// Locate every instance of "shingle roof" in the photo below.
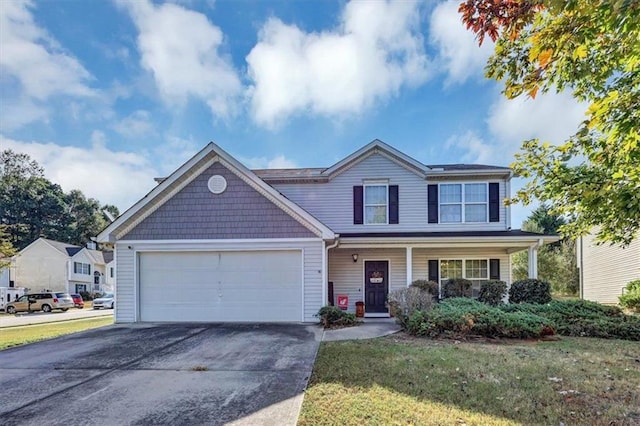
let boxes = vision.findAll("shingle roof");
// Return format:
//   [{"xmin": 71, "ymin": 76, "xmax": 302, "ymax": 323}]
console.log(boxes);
[{"xmin": 42, "ymin": 238, "xmax": 82, "ymax": 256}]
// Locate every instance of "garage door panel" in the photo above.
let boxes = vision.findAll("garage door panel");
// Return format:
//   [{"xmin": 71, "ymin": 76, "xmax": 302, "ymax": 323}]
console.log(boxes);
[{"xmin": 139, "ymin": 250, "xmax": 302, "ymax": 322}]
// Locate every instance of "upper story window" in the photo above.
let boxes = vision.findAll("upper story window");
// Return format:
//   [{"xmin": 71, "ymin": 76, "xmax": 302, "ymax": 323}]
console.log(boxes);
[
  {"xmin": 364, "ymin": 184, "xmax": 388, "ymax": 224},
  {"xmin": 73, "ymin": 262, "xmax": 91, "ymax": 275},
  {"xmin": 440, "ymin": 183, "xmax": 488, "ymax": 223}
]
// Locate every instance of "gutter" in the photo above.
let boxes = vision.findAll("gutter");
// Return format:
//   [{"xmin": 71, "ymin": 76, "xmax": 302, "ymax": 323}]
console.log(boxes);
[{"xmin": 323, "ymin": 236, "xmax": 340, "ymax": 306}]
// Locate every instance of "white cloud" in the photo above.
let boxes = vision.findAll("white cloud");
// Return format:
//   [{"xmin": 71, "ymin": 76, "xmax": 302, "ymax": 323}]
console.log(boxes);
[
  {"xmin": 0, "ymin": 0, "xmax": 95, "ymax": 130},
  {"xmin": 118, "ymin": 0, "xmax": 242, "ymax": 119},
  {"xmin": 113, "ymin": 110, "xmax": 154, "ymax": 138},
  {"xmin": 0, "ymin": 0, "xmax": 93, "ymax": 100},
  {"xmin": 429, "ymin": 0, "xmax": 493, "ymax": 86},
  {"xmin": 238, "ymin": 154, "xmax": 298, "ymax": 169},
  {"xmin": 246, "ymin": 0, "xmax": 430, "ymax": 128},
  {"xmin": 445, "ymin": 130, "xmax": 496, "ymax": 164},
  {"xmin": 1, "ymin": 134, "xmax": 159, "ymax": 211},
  {"xmin": 488, "ymin": 91, "xmax": 587, "ymax": 144}
]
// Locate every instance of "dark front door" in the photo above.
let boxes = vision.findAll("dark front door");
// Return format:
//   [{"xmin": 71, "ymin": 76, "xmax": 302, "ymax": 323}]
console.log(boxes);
[{"xmin": 364, "ymin": 261, "xmax": 389, "ymax": 313}]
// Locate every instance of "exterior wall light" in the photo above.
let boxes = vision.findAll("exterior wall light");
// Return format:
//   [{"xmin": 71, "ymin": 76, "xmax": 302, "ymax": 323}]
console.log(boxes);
[{"xmin": 352, "ymin": 253, "xmax": 358, "ymax": 263}]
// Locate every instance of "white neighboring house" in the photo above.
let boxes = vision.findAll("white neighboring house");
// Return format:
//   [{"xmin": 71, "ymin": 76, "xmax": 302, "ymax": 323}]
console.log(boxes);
[
  {"xmin": 578, "ymin": 232, "xmax": 640, "ymax": 304},
  {"xmin": 0, "ymin": 264, "xmax": 9, "ymax": 287},
  {"xmin": 11, "ymin": 238, "xmax": 114, "ymax": 295}
]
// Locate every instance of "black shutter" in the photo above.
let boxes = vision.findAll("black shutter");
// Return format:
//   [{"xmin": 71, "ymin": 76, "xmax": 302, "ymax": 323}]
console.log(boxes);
[
  {"xmin": 427, "ymin": 184, "xmax": 438, "ymax": 223},
  {"xmin": 489, "ymin": 182, "xmax": 500, "ymax": 222},
  {"xmin": 353, "ymin": 186, "xmax": 363, "ymax": 224},
  {"xmin": 428, "ymin": 259, "xmax": 439, "ymax": 282},
  {"xmin": 489, "ymin": 259, "xmax": 500, "ymax": 280},
  {"xmin": 389, "ymin": 185, "xmax": 399, "ymax": 224}
]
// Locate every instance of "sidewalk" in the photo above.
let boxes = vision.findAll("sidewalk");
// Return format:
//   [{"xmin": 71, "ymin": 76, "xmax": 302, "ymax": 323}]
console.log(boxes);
[
  {"xmin": 0, "ymin": 309, "xmax": 113, "ymax": 328},
  {"xmin": 322, "ymin": 318, "xmax": 401, "ymax": 341}
]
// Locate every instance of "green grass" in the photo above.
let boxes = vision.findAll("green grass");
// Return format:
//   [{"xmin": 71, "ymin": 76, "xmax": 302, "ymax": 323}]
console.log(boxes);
[
  {"xmin": 0, "ymin": 317, "xmax": 114, "ymax": 350},
  {"xmin": 299, "ymin": 335, "xmax": 640, "ymax": 425}
]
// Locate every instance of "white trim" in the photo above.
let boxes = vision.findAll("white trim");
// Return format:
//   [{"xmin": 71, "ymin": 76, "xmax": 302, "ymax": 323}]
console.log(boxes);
[
  {"xmin": 426, "ymin": 169, "xmax": 511, "ymax": 177},
  {"xmin": 363, "ymin": 183, "xmax": 389, "ymax": 225},
  {"xmin": 506, "ymin": 179, "xmax": 512, "ymax": 230},
  {"xmin": 406, "ymin": 247, "xmax": 413, "ymax": 287},
  {"xmin": 118, "ymin": 238, "xmax": 322, "ymax": 245},
  {"xmin": 436, "ymin": 257, "xmax": 491, "ymax": 298},
  {"xmin": 301, "ymin": 248, "xmax": 305, "ymax": 323},
  {"xmin": 438, "ymin": 182, "xmax": 489, "ymax": 224},
  {"xmin": 323, "ymin": 139, "xmax": 428, "ymax": 179},
  {"xmin": 362, "ymin": 258, "xmax": 391, "ymax": 314}
]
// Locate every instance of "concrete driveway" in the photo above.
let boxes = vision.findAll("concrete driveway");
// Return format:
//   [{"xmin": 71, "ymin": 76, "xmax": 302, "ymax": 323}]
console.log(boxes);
[{"xmin": 0, "ymin": 323, "xmax": 321, "ymax": 425}]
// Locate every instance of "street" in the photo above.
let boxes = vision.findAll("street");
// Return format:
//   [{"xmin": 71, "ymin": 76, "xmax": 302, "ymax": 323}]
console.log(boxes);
[{"xmin": 0, "ymin": 307, "xmax": 113, "ymax": 328}]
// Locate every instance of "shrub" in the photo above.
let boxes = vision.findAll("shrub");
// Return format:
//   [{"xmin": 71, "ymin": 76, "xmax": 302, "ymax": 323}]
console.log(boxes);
[
  {"xmin": 478, "ymin": 280, "xmax": 507, "ymax": 306},
  {"xmin": 442, "ymin": 278, "xmax": 472, "ymax": 299},
  {"xmin": 410, "ymin": 280, "xmax": 439, "ymax": 300},
  {"xmin": 508, "ymin": 279, "xmax": 552, "ymax": 304},
  {"xmin": 388, "ymin": 287, "xmax": 434, "ymax": 330},
  {"xmin": 619, "ymin": 279, "xmax": 640, "ymax": 312},
  {"xmin": 316, "ymin": 306, "xmax": 358, "ymax": 328},
  {"xmin": 410, "ymin": 298, "xmax": 555, "ymax": 339},
  {"xmin": 500, "ymin": 299, "xmax": 640, "ymax": 341},
  {"xmin": 79, "ymin": 291, "xmax": 93, "ymax": 301}
]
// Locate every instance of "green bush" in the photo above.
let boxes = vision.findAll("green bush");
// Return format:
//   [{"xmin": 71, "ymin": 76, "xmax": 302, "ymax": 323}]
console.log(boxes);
[
  {"xmin": 442, "ymin": 278, "xmax": 472, "ymax": 299},
  {"xmin": 389, "ymin": 287, "xmax": 434, "ymax": 330},
  {"xmin": 316, "ymin": 306, "xmax": 358, "ymax": 328},
  {"xmin": 508, "ymin": 279, "xmax": 552, "ymax": 304},
  {"xmin": 409, "ymin": 280, "xmax": 439, "ymax": 299},
  {"xmin": 500, "ymin": 299, "xmax": 640, "ymax": 341},
  {"xmin": 409, "ymin": 298, "xmax": 555, "ymax": 339},
  {"xmin": 619, "ymin": 279, "xmax": 640, "ymax": 312},
  {"xmin": 478, "ymin": 280, "xmax": 507, "ymax": 306},
  {"xmin": 79, "ymin": 291, "xmax": 93, "ymax": 301}
]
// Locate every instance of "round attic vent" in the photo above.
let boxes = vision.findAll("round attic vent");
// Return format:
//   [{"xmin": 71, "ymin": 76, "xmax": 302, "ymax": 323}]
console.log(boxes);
[{"xmin": 207, "ymin": 175, "xmax": 227, "ymax": 194}]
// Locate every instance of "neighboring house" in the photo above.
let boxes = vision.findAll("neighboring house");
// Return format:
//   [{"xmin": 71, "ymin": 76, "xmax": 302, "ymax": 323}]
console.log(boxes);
[
  {"xmin": 97, "ymin": 140, "xmax": 557, "ymax": 323},
  {"xmin": 0, "ymin": 265, "xmax": 9, "ymax": 287},
  {"xmin": 12, "ymin": 238, "xmax": 114, "ymax": 295},
  {"xmin": 578, "ymin": 232, "xmax": 640, "ymax": 304}
]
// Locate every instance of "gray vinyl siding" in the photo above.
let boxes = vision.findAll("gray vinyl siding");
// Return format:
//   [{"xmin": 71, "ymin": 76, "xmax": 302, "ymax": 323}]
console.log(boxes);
[
  {"xmin": 581, "ymin": 233, "xmax": 640, "ymax": 304},
  {"xmin": 328, "ymin": 248, "xmax": 407, "ymax": 314},
  {"xmin": 123, "ymin": 162, "xmax": 315, "ymax": 240},
  {"xmin": 114, "ymin": 244, "xmax": 135, "ymax": 323},
  {"xmin": 273, "ymin": 153, "xmax": 508, "ymax": 233},
  {"xmin": 113, "ymin": 240, "xmax": 323, "ymax": 323}
]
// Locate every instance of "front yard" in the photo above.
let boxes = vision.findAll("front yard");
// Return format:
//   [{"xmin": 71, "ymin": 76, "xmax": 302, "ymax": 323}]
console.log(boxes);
[{"xmin": 299, "ymin": 335, "xmax": 640, "ymax": 425}]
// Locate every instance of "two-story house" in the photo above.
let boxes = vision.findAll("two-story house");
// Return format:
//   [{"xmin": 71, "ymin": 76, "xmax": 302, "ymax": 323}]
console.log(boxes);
[
  {"xmin": 11, "ymin": 238, "xmax": 114, "ymax": 295},
  {"xmin": 97, "ymin": 140, "xmax": 556, "ymax": 323}
]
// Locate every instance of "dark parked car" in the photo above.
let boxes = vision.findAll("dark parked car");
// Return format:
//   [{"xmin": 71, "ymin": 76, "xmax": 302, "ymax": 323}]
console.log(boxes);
[{"xmin": 70, "ymin": 294, "xmax": 84, "ymax": 309}]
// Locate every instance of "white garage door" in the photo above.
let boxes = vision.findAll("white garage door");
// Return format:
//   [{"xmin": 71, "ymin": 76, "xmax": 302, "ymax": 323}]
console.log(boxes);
[{"xmin": 139, "ymin": 250, "xmax": 302, "ymax": 322}]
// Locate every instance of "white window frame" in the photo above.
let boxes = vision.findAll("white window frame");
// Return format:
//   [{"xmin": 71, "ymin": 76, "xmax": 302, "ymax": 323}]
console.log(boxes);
[
  {"xmin": 438, "ymin": 258, "xmax": 490, "ymax": 298},
  {"xmin": 439, "ymin": 182, "xmax": 489, "ymax": 223},
  {"xmin": 363, "ymin": 182, "xmax": 389, "ymax": 225},
  {"xmin": 73, "ymin": 262, "xmax": 91, "ymax": 275}
]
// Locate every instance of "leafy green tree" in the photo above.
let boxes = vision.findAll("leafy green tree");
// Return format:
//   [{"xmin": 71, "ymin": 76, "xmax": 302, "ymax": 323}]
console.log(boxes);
[
  {"xmin": 460, "ymin": 0, "xmax": 640, "ymax": 245},
  {"xmin": 512, "ymin": 206, "xmax": 579, "ymax": 295},
  {"xmin": 0, "ymin": 150, "xmax": 119, "ymax": 250},
  {"xmin": 0, "ymin": 226, "xmax": 17, "ymax": 269}
]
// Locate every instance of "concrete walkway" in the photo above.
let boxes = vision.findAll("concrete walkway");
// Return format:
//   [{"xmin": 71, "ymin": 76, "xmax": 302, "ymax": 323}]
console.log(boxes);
[{"xmin": 322, "ymin": 318, "xmax": 401, "ymax": 341}]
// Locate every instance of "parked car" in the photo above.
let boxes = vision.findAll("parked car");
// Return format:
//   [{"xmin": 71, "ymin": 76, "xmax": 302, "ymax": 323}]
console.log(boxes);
[
  {"xmin": 93, "ymin": 293, "xmax": 114, "ymax": 310},
  {"xmin": 70, "ymin": 294, "xmax": 84, "ymax": 309},
  {"xmin": 5, "ymin": 292, "xmax": 74, "ymax": 314}
]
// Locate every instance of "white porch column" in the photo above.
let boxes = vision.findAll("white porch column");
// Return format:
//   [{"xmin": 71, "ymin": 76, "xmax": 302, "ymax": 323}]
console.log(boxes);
[
  {"xmin": 406, "ymin": 246, "xmax": 413, "ymax": 286},
  {"xmin": 528, "ymin": 245, "xmax": 538, "ymax": 278}
]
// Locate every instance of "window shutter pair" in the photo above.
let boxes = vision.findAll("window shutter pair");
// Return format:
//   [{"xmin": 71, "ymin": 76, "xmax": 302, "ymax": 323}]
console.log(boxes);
[
  {"xmin": 428, "ymin": 259, "xmax": 499, "ymax": 281},
  {"xmin": 353, "ymin": 185, "xmax": 399, "ymax": 224},
  {"xmin": 427, "ymin": 183, "xmax": 500, "ymax": 223}
]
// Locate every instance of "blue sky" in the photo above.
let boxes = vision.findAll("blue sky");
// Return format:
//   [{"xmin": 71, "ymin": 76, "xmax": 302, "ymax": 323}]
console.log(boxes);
[{"xmin": 0, "ymin": 0, "xmax": 586, "ymax": 226}]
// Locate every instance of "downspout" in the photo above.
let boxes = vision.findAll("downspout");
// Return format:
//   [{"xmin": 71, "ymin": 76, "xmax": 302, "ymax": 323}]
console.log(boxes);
[
  {"xmin": 578, "ymin": 236, "xmax": 584, "ymax": 299},
  {"xmin": 528, "ymin": 238, "xmax": 544, "ymax": 279},
  {"xmin": 323, "ymin": 236, "xmax": 340, "ymax": 306}
]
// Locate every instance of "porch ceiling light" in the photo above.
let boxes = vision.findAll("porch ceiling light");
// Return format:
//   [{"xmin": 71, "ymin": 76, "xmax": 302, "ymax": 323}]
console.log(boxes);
[{"xmin": 352, "ymin": 253, "xmax": 358, "ymax": 263}]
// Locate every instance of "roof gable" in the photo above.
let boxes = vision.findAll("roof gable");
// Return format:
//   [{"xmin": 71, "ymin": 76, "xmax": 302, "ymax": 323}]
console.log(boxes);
[
  {"xmin": 322, "ymin": 139, "xmax": 428, "ymax": 179},
  {"xmin": 97, "ymin": 142, "xmax": 335, "ymax": 242}
]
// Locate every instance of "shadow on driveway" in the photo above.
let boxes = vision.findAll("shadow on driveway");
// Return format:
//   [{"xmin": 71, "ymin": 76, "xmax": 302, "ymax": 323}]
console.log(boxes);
[{"xmin": 0, "ymin": 323, "xmax": 321, "ymax": 425}]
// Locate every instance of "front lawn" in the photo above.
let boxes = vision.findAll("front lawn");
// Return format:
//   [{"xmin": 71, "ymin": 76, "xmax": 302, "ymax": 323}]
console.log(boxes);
[
  {"xmin": 0, "ymin": 316, "xmax": 113, "ymax": 350},
  {"xmin": 299, "ymin": 335, "xmax": 640, "ymax": 425}
]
